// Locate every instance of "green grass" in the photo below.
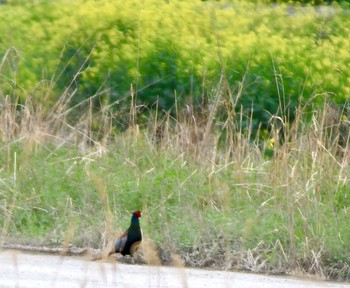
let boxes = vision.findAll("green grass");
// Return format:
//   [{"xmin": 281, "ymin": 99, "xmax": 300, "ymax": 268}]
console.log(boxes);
[
  {"xmin": 0, "ymin": 0, "xmax": 349, "ymax": 281},
  {"xmin": 0, "ymin": 93, "xmax": 349, "ymax": 280}
]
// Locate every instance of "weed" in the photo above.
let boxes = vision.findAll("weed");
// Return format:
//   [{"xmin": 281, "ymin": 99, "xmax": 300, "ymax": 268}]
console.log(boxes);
[{"xmin": 0, "ymin": 80, "xmax": 349, "ymax": 280}]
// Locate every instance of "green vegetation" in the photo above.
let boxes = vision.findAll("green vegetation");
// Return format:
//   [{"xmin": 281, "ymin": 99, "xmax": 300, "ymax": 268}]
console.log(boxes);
[
  {"xmin": 0, "ymin": 0, "xmax": 349, "ymax": 281},
  {"xmin": 0, "ymin": 92, "xmax": 349, "ymax": 279},
  {"xmin": 0, "ymin": 0, "xmax": 350, "ymax": 128}
]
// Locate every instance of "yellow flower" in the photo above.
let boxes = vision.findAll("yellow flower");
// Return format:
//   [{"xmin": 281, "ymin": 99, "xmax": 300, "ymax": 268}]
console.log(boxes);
[{"xmin": 267, "ymin": 138, "xmax": 275, "ymax": 150}]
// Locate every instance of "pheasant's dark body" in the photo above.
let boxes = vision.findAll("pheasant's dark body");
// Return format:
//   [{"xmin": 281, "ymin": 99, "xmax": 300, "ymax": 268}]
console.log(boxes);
[
  {"xmin": 111, "ymin": 210, "xmax": 142, "ymax": 257},
  {"xmin": 120, "ymin": 213, "xmax": 142, "ymax": 256}
]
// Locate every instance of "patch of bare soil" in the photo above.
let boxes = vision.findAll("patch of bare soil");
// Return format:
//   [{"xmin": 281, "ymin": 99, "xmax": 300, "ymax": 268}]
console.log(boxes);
[{"xmin": 1, "ymin": 249, "xmax": 350, "ymax": 288}]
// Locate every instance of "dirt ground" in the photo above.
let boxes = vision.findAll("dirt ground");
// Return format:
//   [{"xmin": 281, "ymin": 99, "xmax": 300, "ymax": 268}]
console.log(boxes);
[{"xmin": 0, "ymin": 250, "xmax": 349, "ymax": 288}]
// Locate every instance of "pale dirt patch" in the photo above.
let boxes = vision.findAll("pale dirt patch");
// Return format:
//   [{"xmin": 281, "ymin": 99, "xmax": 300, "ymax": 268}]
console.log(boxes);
[{"xmin": 0, "ymin": 250, "xmax": 349, "ymax": 288}]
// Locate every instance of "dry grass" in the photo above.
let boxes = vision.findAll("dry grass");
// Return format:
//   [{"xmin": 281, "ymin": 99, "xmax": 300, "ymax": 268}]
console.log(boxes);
[{"xmin": 0, "ymin": 68, "xmax": 349, "ymax": 280}]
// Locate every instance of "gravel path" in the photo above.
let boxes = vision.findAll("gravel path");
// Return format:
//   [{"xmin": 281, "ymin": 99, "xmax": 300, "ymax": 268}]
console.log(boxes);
[{"xmin": 0, "ymin": 250, "xmax": 349, "ymax": 288}]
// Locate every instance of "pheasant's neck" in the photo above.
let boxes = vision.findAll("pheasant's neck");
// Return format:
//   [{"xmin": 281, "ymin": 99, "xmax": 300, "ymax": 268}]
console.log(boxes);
[{"xmin": 131, "ymin": 217, "xmax": 139, "ymax": 224}]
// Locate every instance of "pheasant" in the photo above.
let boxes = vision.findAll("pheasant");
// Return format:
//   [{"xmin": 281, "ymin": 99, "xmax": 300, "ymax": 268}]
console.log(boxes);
[{"xmin": 109, "ymin": 210, "xmax": 142, "ymax": 257}]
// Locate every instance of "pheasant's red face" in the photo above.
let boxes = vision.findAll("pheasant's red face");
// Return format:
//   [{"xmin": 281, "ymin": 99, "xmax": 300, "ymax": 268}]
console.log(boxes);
[{"xmin": 134, "ymin": 210, "xmax": 141, "ymax": 218}]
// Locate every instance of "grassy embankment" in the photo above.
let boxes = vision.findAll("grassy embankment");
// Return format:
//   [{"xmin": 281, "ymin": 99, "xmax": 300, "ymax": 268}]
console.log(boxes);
[
  {"xmin": 1, "ymin": 92, "xmax": 349, "ymax": 280},
  {"xmin": 0, "ymin": 0, "xmax": 349, "ymax": 281}
]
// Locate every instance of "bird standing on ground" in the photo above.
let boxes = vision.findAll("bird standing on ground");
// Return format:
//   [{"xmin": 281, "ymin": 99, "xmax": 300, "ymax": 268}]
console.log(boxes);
[{"xmin": 109, "ymin": 210, "xmax": 142, "ymax": 257}]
